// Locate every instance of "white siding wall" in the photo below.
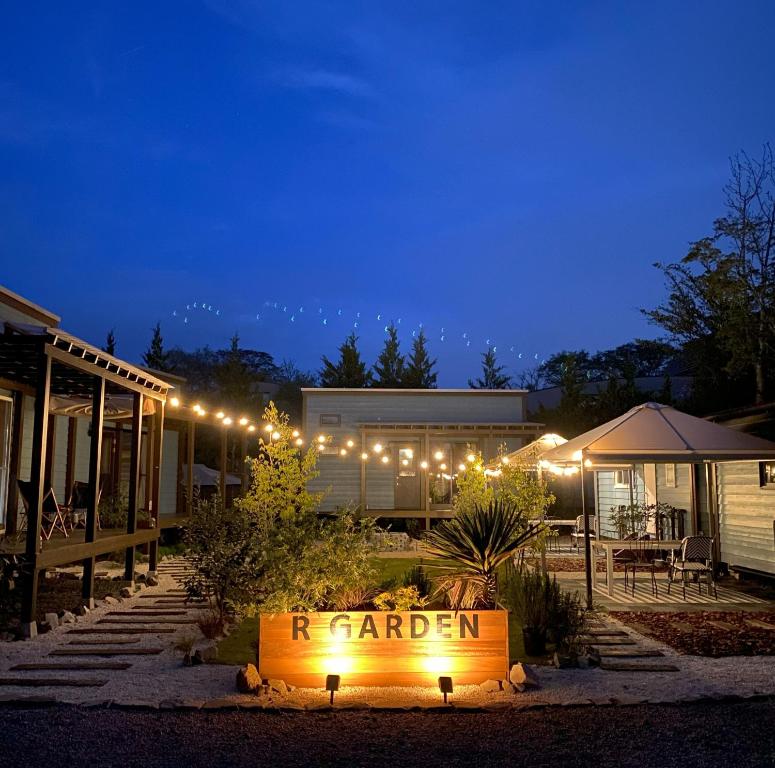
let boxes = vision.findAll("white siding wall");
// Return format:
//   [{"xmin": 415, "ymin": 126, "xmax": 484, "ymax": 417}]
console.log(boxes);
[
  {"xmin": 717, "ymin": 462, "xmax": 775, "ymax": 574},
  {"xmin": 51, "ymin": 415, "xmax": 70, "ymax": 502},
  {"xmin": 655, "ymin": 463, "xmax": 693, "ymax": 511},
  {"xmin": 159, "ymin": 429, "xmax": 179, "ymax": 519},
  {"xmin": 595, "ymin": 468, "xmax": 645, "ymax": 537}
]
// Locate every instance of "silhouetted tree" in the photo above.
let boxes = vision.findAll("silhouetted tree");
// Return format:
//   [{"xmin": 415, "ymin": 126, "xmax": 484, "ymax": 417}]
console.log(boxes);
[
  {"xmin": 469, "ymin": 349, "xmax": 511, "ymax": 389},
  {"xmin": 373, "ymin": 323, "xmax": 405, "ymax": 388},
  {"xmin": 143, "ymin": 322, "xmax": 169, "ymax": 371},
  {"xmin": 103, "ymin": 329, "xmax": 116, "ymax": 355},
  {"xmin": 403, "ymin": 330, "xmax": 437, "ymax": 388},
  {"xmin": 320, "ymin": 333, "xmax": 372, "ymax": 387}
]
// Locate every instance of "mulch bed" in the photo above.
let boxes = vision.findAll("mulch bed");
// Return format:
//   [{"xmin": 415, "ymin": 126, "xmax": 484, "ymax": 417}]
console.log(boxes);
[{"xmin": 611, "ymin": 610, "xmax": 775, "ymax": 657}]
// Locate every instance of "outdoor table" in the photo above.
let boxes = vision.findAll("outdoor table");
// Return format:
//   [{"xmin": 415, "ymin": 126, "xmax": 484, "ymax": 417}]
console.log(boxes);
[{"xmin": 591, "ymin": 539, "xmax": 682, "ymax": 596}]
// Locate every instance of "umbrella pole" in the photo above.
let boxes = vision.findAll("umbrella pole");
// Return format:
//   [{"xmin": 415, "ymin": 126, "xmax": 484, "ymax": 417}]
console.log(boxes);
[{"xmin": 581, "ymin": 454, "xmax": 593, "ymax": 610}]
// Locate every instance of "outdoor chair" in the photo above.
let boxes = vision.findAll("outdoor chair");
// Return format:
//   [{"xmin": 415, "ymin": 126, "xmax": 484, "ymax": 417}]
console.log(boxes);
[
  {"xmin": 667, "ymin": 535, "xmax": 718, "ymax": 600},
  {"xmin": 570, "ymin": 515, "xmax": 596, "ymax": 551},
  {"xmin": 546, "ymin": 526, "xmax": 561, "ymax": 552},
  {"xmin": 68, "ymin": 480, "xmax": 103, "ymax": 531},
  {"xmin": 622, "ymin": 534, "xmax": 660, "ymax": 597},
  {"xmin": 17, "ymin": 479, "xmax": 70, "ymax": 541}
]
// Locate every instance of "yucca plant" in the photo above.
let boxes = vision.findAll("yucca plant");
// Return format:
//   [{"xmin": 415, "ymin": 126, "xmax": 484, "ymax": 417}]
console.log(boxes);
[{"xmin": 424, "ymin": 500, "xmax": 542, "ymax": 609}]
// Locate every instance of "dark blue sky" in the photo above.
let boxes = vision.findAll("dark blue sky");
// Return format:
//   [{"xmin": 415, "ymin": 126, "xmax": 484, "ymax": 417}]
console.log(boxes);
[{"xmin": 2, "ymin": 1, "xmax": 774, "ymax": 385}]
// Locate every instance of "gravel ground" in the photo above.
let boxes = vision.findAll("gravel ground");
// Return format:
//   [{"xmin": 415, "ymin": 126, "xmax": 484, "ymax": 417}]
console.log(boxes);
[{"xmin": 1, "ymin": 701, "xmax": 774, "ymax": 768}]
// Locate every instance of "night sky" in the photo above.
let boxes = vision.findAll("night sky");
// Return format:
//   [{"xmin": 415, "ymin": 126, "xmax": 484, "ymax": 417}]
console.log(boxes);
[{"xmin": 2, "ymin": 1, "xmax": 774, "ymax": 385}]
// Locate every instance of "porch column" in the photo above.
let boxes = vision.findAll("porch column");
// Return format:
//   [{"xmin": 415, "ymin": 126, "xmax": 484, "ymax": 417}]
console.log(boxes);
[
  {"xmin": 124, "ymin": 392, "xmax": 143, "ymax": 581},
  {"xmin": 64, "ymin": 417, "xmax": 77, "ymax": 504},
  {"xmin": 148, "ymin": 402, "xmax": 164, "ymax": 573},
  {"xmin": 424, "ymin": 431, "xmax": 431, "ymax": 530},
  {"xmin": 239, "ymin": 432, "xmax": 248, "ymax": 492},
  {"xmin": 21, "ymin": 348, "xmax": 51, "ymax": 634},
  {"xmin": 186, "ymin": 419, "xmax": 195, "ymax": 515},
  {"xmin": 580, "ymin": 454, "xmax": 593, "ymax": 610},
  {"xmin": 5, "ymin": 390, "xmax": 25, "ymax": 536},
  {"xmin": 219, "ymin": 428, "xmax": 227, "ymax": 503},
  {"xmin": 82, "ymin": 376, "xmax": 105, "ymax": 608}
]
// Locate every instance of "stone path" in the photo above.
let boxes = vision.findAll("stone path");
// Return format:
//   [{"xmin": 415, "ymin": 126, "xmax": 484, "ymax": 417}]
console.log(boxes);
[{"xmin": 584, "ymin": 616, "xmax": 679, "ymax": 672}]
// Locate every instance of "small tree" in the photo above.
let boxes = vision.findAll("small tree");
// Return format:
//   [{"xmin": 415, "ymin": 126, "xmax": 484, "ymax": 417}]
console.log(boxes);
[
  {"xmin": 143, "ymin": 322, "xmax": 169, "ymax": 371},
  {"xmin": 469, "ymin": 348, "xmax": 511, "ymax": 389},
  {"xmin": 320, "ymin": 333, "xmax": 373, "ymax": 387},
  {"xmin": 452, "ymin": 450, "xmax": 493, "ymax": 515},
  {"xmin": 103, "ymin": 329, "xmax": 116, "ymax": 355},
  {"xmin": 403, "ymin": 330, "xmax": 437, "ymax": 388},
  {"xmin": 373, "ymin": 323, "xmax": 405, "ymax": 387},
  {"xmin": 493, "ymin": 446, "xmax": 554, "ymax": 521}
]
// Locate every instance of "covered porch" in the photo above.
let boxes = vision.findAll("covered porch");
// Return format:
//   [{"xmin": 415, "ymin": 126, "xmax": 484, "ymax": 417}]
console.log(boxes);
[{"xmin": 0, "ymin": 324, "xmax": 170, "ymax": 635}]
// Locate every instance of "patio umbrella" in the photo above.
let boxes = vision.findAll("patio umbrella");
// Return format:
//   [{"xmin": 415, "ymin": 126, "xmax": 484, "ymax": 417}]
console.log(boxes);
[{"xmin": 539, "ymin": 402, "xmax": 775, "ymax": 607}]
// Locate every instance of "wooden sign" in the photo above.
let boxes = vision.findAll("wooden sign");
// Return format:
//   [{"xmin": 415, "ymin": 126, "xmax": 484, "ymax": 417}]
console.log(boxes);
[{"xmin": 258, "ymin": 610, "xmax": 509, "ymax": 688}]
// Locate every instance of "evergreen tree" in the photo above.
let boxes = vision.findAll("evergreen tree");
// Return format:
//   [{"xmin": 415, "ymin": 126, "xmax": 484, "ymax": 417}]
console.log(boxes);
[
  {"xmin": 320, "ymin": 333, "xmax": 373, "ymax": 387},
  {"xmin": 103, "ymin": 329, "xmax": 116, "ymax": 355},
  {"xmin": 373, "ymin": 323, "xmax": 405, "ymax": 387},
  {"xmin": 468, "ymin": 348, "xmax": 511, "ymax": 389},
  {"xmin": 143, "ymin": 322, "xmax": 169, "ymax": 371},
  {"xmin": 215, "ymin": 333, "xmax": 257, "ymax": 410},
  {"xmin": 402, "ymin": 330, "xmax": 437, "ymax": 388}
]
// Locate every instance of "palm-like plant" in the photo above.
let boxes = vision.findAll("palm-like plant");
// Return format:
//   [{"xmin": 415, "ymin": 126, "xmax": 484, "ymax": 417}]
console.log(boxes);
[{"xmin": 424, "ymin": 500, "xmax": 542, "ymax": 609}]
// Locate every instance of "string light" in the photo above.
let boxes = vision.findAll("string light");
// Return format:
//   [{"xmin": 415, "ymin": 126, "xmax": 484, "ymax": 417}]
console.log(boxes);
[
  {"xmin": 373, "ymin": 443, "xmax": 383, "ymax": 453},
  {"xmin": 292, "ymin": 430, "xmax": 300, "ymax": 439},
  {"xmin": 317, "ymin": 435, "xmax": 327, "ymax": 444},
  {"xmin": 222, "ymin": 417, "xmax": 232, "ymax": 426},
  {"xmin": 247, "ymin": 425, "xmax": 256, "ymax": 432},
  {"xmin": 346, "ymin": 439, "xmax": 355, "ymax": 448},
  {"xmin": 466, "ymin": 453, "xmax": 476, "ymax": 463},
  {"xmin": 434, "ymin": 450, "xmax": 444, "ymax": 461},
  {"xmin": 458, "ymin": 463, "xmax": 466, "ymax": 472},
  {"xmin": 420, "ymin": 460, "xmax": 429, "ymax": 470},
  {"xmin": 170, "ymin": 397, "xmax": 180, "ymax": 407},
  {"xmin": 239, "ymin": 417, "xmax": 248, "ymax": 426},
  {"xmin": 361, "ymin": 452, "xmax": 369, "ymax": 461},
  {"xmin": 340, "ymin": 448, "xmax": 347, "ymax": 456},
  {"xmin": 295, "ymin": 437, "xmax": 304, "ymax": 447},
  {"xmin": 381, "ymin": 455, "xmax": 390, "ymax": 464},
  {"xmin": 216, "ymin": 411, "xmax": 225, "ymax": 420},
  {"xmin": 265, "ymin": 424, "xmax": 274, "ymax": 433},
  {"xmin": 272, "ymin": 431, "xmax": 281, "ymax": 441}
]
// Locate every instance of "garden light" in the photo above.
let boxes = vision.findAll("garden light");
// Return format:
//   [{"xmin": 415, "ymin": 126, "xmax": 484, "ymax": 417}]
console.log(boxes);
[
  {"xmin": 325, "ymin": 674, "xmax": 341, "ymax": 705},
  {"xmin": 438, "ymin": 676, "xmax": 453, "ymax": 704},
  {"xmin": 501, "ymin": 456, "xmax": 509, "ymax": 465}
]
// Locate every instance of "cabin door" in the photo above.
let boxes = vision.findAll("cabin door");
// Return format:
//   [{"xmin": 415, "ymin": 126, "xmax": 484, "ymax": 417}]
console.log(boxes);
[{"xmin": 393, "ymin": 440, "xmax": 421, "ymax": 510}]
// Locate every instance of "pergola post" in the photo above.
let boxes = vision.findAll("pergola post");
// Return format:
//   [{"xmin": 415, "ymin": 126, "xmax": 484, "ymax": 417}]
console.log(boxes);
[
  {"xmin": 147, "ymin": 403, "xmax": 164, "ymax": 573},
  {"xmin": 5, "ymin": 390, "xmax": 25, "ymax": 536},
  {"xmin": 82, "ymin": 376, "xmax": 105, "ymax": 608},
  {"xmin": 124, "ymin": 392, "xmax": 143, "ymax": 581},
  {"xmin": 580, "ymin": 453, "xmax": 593, "ymax": 610},
  {"xmin": 186, "ymin": 419, "xmax": 195, "ymax": 515},
  {"xmin": 219, "ymin": 428, "xmax": 227, "ymax": 504},
  {"xmin": 21, "ymin": 348, "xmax": 52, "ymax": 635}
]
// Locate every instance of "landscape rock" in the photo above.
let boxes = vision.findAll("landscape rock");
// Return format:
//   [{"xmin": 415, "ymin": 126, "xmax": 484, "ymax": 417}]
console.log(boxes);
[
  {"xmin": 201, "ymin": 644, "xmax": 218, "ymax": 663},
  {"xmin": 38, "ymin": 621, "xmax": 52, "ymax": 634},
  {"xmin": 192, "ymin": 650, "xmax": 204, "ymax": 665},
  {"xmin": 103, "ymin": 596, "xmax": 119, "ymax": 605},
  {"xmin": 59, "ymin": 611, "xmax": 76, "ymax": 625},
  {"xmin": 74, "ymin": 604, "xmax": 90, "ymax": 616},
  {"xmin": 509, "ymin": 663, "xmax": 541, "ymax": 689},
  {"xmin": 0, "ymin": 632, "xmax": 16, "ymax": 643},
  {"xmin": 119, "ymin": 586, "xmax": 134, "ymax": 598},
  {"xmin": 135, "ymin": 573, "xmax": 146, "ymax": 583},
  {"xmin": 145, "ymin": 574, "xmax": 159, "ymax": 587},
  {"xmin": 58, "ymin": 571, "xmax": 79, "ymax": 581},
  {"xmin": 479, "ymin": 679, "xmax": 502, "ymax": 693},
  {"xmin": 44, "ymin": 612, "xmax": 59, "ymax": 628},
  {"xmin": 268, "ymin": 679, "xmax": 288, "ymax": 695},
  {"xmin": 236, "ymin": 663, "xmax": 262, "ymax": 694}
]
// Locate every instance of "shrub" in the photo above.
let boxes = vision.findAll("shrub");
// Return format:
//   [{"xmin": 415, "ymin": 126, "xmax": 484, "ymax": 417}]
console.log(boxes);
[
  {"xmin": 328, "ymin": 585, "xmax": 377, "ymax": 611},
  {"xmin": 402, "ymin": 565, "xmax": 432, "ymax": 598},
  {"xmin": 197, "ymin": 611, "xmax": 226, "ymax": 639},
  {"xmin": 373, "ymin": 585, "xmax": 427, "ymax": 611}
]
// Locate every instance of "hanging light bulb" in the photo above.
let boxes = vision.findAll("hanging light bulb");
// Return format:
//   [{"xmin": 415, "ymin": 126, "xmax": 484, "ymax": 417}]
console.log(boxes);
[
  {"xmin": 346, "ymin": 439, "xmax": 355, "ymax": 448},
  {"xmin": 458, "ymin": 463, "xmax": 466, "ymax": 472},
  {"xmin": 420, "ymin": 460, "xmax": 429, "ymax": 470},
  {"xmin": 265, "ymin": 424, "xmax": 274, "ymax": 433},
  {"xmin": 292, "ymin": 430, "xmax": 300, "ymax": 439},
  {"xmin": 373, "ymin": 443, "xmax": 383, "ymax": 453},
  {"xmin": 216, "ymin": 411, "xmax": 225, "ymax": 420},
  {"xmin": 434, "ymin": 450, "xmax": 444, "ymax": 461},
  {"xmin": 170, "ymin": 397, "xmax": 180, "ymax": 408},
  {"xmin": 271, "ymin": 431, "xmax": 281, "ymax": 441},
  {"xmin": 466, "ymin": 453, "xmax": 476, "ymax": 463},
  {"xmin": 295, "ymin": 437, "xmax": 304, "ymax": 447},
  {"xmin": 317, "ymin": 435, "xmax": 327, "ymax": 444},
  {"xmin": 381, "ymin": 455, "xmax": 390, "ymax": 464},
  {"xmin": 222, "ymin": 417, "xmax": 233, "ymax": 426},
  {"xmin": 247, "ymin": 425, "xmax": 256, "ymax": 432},
  {"xmin": 360, "ymin": 452, "xmax": 369, "ymax": 461},
  {"xmin": 340, "ymin": 448, "xmax": 347, "ymax": 457},
  {"xmin": 239, "ymin": 417, "xmax": 248, "ymax": 426}
]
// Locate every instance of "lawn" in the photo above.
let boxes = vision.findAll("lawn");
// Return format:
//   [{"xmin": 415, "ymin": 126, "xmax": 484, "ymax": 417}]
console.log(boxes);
[{"xmin": 216, "ymin": 555, "xmax": 546, "ymax": 667}]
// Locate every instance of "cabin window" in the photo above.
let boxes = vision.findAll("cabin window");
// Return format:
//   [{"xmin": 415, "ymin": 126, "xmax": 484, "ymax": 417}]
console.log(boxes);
[
  {"xmin": 665, "ymin": 463, "xmax": 677, "ymax": 488},
  {"xmin": 613, "ymin": 469, "xmax": 631, "ymax": 488},
  {"xmin": 759, "ymin": 462, "xmax": 775, "ymax": 488},
  {"xmin": 319, "ymin": 414, "xmax": 341, "ymax": 427}
]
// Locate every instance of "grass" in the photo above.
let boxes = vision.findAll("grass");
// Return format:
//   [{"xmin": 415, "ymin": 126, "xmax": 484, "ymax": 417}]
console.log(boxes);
[{"xmin": 217, "ymin": 615, "xmax": 259, "ymax": 666}]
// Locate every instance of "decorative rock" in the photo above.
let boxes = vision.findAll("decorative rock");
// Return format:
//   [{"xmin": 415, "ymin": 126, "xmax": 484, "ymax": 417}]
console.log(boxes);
[
  {"xmin": 103, "ymin": 596, "xmax": 119, "ymax": 605},
  {"xmin": 135, "ymin": 573, "xmax": 146, "ymax": 583},
  {"xmin": 0, "ymin": 632, "xmax": 16, "ymax": 643},
  {"xmin": 201, "ymin": 644, "xmax": 218, "ymax": 663},
  {"xmin": 236, "ymin": 663, "xmax": 261, "ymax": 693},
  {"xmin": 509, "ymin": 663, "xmax": 541, "ymax": 689},
  {"xmin": 59, "ymin": 611, "xmax": 76, "ymax": 625},
  {"xmin": 38, "ymin": 621, "xmax": 52, "ymax": 634},
  {"xmin": 74, "ymin": 604, "xmax": 90, "ymax": 616},
  {"xmin": 145, "ymin": 574, "xmax": 159, "ymax": 587},
  {"xmin": 192, "ymin": 650, "xmax": 204, "ymax": 665},
  {"xmin": 479, "ymin": 679, "xmax": 502, "ymax": 693},
  {"xmin": 268, "ymin": 678, "xmax": 288, "ymax": 696},
  {"xmin": 44, "ymin": 612, "xmax": 59, "ymax": 628},
  {"xmin": 119, "ymin": 587, "xmax": 134, "ymax": 598}
]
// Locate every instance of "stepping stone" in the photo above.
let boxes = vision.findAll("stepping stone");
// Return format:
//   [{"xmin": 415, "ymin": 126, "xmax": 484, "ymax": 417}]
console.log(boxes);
[
  {"xmin": 597, "ymin": 648, "xmax": 665, "ymax": 657},
  {"xmin": 11, "ymin": 662, "xmax": 132, "ymax": 671},
  {"xmin": 67, "ymin": 628, "xmax": 175, "ymax": 635},
  {"xmin": 586, "ymin": 630, "xmax": 629, "ymax": 637},
  {"xmin": 745, "ymin": 619, "xmax": 775, "ymax": 630},
  {"xmin": 108, "ymin": 611, "xmax": 186, "ymax": 616},
  {"xmin": 707, "ymin": 620, "xmax": 738, "ymax": 631},
  {"xmin": 0, "ymin": 677, "xmax": 108, "ymax": 687},
  {"xmin": 599, "ymin": 661, "xmax": 679, "ymax": 672},
  {"xmin": 68, "ymin": 639, "xmax": 140, "ymax": 645},
  {"xmin": 50, "ymin": 648, "xmax": 164, "ymax": 657},
  {"xmin": 582, "ymin": 637, "xmax": 637, "ymax": 645},
  {"xmin": 97, "ymin": 618, "xmax": 198, "ymax": 625}
]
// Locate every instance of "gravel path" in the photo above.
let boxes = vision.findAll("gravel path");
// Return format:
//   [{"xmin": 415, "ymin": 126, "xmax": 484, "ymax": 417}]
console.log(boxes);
[{"xmin": 1, "ymin": 701, "xmax": 774, "ymax": 768}]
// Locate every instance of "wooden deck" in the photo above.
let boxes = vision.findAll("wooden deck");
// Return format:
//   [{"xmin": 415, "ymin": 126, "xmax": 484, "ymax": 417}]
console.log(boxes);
[{"xmin": 0, "ymin": 527, "xmax": 159, "ymax": 568}]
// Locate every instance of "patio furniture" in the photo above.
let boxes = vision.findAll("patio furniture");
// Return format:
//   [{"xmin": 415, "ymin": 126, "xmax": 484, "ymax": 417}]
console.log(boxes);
[
  {"xmin": 16, "ymin": 480, "xmax": 70, "ymax": 541},
  {"xmin": 570, "ymin": 515, "xmax": 596, "ymax": 551},
  {"xmin": 622, "ymin": 534, "xmax": 660, "ymax": 597},
  {"xmin": 68, "ymin": 480, "xmax": 103, "ymax": 531},
  {"xmin": 667, "ymin": 535, "xmax": 718, "ymax": 600},
  {"xmin": 546, "ymin": 526, "xmax": 561, "ymax": 552},
  {"xmin": 592, "ymin": 538, "xmax": 683, "ymax": 596}
]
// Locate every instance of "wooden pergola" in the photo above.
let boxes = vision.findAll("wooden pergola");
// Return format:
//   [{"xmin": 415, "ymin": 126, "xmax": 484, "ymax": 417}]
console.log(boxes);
[{"xmin": 0, "ymin": 325, "xmax": 170, "ymax": 634}]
